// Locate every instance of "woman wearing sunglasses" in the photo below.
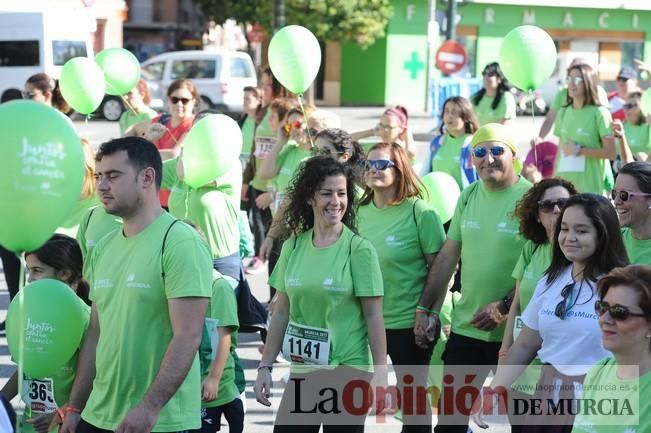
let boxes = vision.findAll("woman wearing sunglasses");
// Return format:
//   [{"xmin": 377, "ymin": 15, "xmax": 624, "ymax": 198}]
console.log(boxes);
[
  {"xmin": 612, "ymin": 162, "xmax": 651, "ymax": 264},
  {"xmin": 499, "ymin": 178, "xmax": 578, "ymax": 432},
  {"xmin": 554, "ymin": 64, "xmax": 615, "ymax": 196},
  {"xmin": 254, "ymin": 156, "xmax": 386, "ymax": 431},
  {"xmin": 358, "ymin": 142, "xmax": 445, "ymax": 432},
  {"xmin": 476, "ymin": 193, "xmax": 629, "ymax": 432},
  {"xmin": 422, "ymin": 96, "xmax": 480, "ymax": 190},
  {"xmin": 471, "ymin": 62, "xmax": 516, "ymax": 126},
  {"xmin": 612, "ymin": 91, "xmax": 651, "ymax": 165},
  {"xmin": 572, "ymin": 265, "xmax": 651, "ymax": 433}
]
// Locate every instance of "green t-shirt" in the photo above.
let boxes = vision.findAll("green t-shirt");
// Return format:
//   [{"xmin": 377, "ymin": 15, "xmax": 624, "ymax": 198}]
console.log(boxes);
[
  {"xmin": 357, "ymin": 198, "xmax": 445, "ymax": 329},
  {"xmin": 269, "ymin": 226, "xmax": 384, "ymax": 367},
  {"xmin": 164, "ymin": 158, "xmax": 242, "ymax": 258},
  {"xmin": 21, "ymin": 299, "xmax": 90, "ymax": 433},
  {"xmin": 572, "ymin": 357, "xmax": 651, "ymax": 433},
  {"xmin": 447, "ymin": 178, "xmax": 531, "ymax": 342},
  {"xmin": 623, "ymin": 121, "xmax": 651, "ymax": 154},
  {"xmin": 273, "ymin": 141, "xmax": 312, "ymax": 194},
  {"xmin": 200, "ymin": 273, "xmax": 240, "ymax": 408},
  {"xmin": 621, "ymin": 227, "xmax": 651, "ymax": 265},
  {"xmin": 57, "ymin": 196, "xmax": 102, "ymax": 238},
  {"xmin": 431, "ymin": 133, "xmax": 469, "ymax": 189},
  {"xmin": 472, "ymin": 92, "xmax": 517, "ymax": 126},
  {"xmin": 76, "ymin": 205, "xmax": 122, "ymax": 275},
  {"xmin": 512, "ymin": 241, "xmax": 552, "ymax": 311},
  {"xmin": 241, "ymin": 116, "xmax": 256, "ymax": 158},
  {"xmin": 554, "ymin": 104, "xmax": 613, "ymax": 195},
  {"xmin": 84, "ymin": 213, "xmax": 213, "ymax": 431},
  {"xmin": 251, "ymin": 108, "xmax": 273, "ymax": 192},
  {"xmin": 119, "ymin": 108, "xmax": 157, "ymax": 135},
  {"xmin": 551, "ymin": 87, "xmax": 568, "ymax": 112}
]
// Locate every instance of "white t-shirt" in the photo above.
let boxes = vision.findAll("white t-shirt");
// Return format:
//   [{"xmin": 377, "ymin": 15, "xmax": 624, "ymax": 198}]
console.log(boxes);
[{"xmin": 522, "ymin": 266, "xmax": 610, "ymax": 376}]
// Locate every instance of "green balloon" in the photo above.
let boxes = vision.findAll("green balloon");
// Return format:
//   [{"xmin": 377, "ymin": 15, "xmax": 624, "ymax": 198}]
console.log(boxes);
[
  {"xmin": 182, "ymin": 114, "xmax": 242, "ymax": 188},
  {"xmin": 0, "ymin": 101, "xmax": 85, "ymax": 252},
  {"xmin": 95, "ymin": 48, "xmax": 141, "ymax": 96},
  {"xmin": 499, "ymin": 25, "xmax": 557, "ymax": 91},
  {"xmin": 641, "ymin": 88, "xmax": 651, "ymax": 116},
  {"xmin": 420, "ymin": 172, "xmax": 460, "ymax": 223},
  {"xmin": 268, "ymin": 25, "xmax": 322, "ymax": 94},
  {"xmin": 59, "ymin": 57, "xmax": 106, "ymax": 114},
  {"xmin": 6, "ymin": 279, "xmax": 86, "ymax": 378}
]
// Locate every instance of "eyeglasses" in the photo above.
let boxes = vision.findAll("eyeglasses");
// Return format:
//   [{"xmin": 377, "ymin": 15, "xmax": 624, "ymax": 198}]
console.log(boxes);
[
  {"xmin": 610, "ymin": 189, "xmax": 651, "ymax": 202},
  {"xmin": 22, "ymin": 91, "xmax": 37, "ymax": 99},
  {"xmin": 472, "ymin": 146, "xmax": 506, "ymax": 158},
  {"xmin": 364, "ymin": 159, "xmax": 396, "ymax": 171},
  {"xmin": 538, "ymin": 198, "xmax": 568, "ymax": 214},
  {"xmin": 555, "ymin": 282, "xmax": 575, "ymax": 319},
  {"xmin": 623, "ymin": 102, "xmax": 639, "ymax": 110},
  {"xmin": 595, "ymin": 300, "xmax": 647, "ymax": 321},
  {"xmin": 169, "ymin": 96, "xmax": 191, "ymax": 105},
  {"xmin": 376, "ymin": 123, "xmax": 397, "ymax": 132},
  {"xmin": 284, "ymin": 119, "xmax": 304, "ymax": 134},
  {"xmin": 567, "ymin": 76, "xmax": 584, "ymax": 86}
]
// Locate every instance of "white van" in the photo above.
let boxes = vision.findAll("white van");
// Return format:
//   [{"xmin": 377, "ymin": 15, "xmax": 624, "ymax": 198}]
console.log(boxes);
[
  {"xmin": 0, "ymin": 9, "xmax": 94, "ymax": 102},
  {"xmin": 141, "ymin": 50, "xmax": 257, "ymax": 114}
]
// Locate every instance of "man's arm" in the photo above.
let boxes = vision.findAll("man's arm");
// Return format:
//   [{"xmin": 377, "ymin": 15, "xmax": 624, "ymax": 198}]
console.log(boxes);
[
  {"xmin": 114, "ymin": 297, "xmax": 209, "ymax": 433},
  {"xmin": 58, "ymin": 304, "xmax": 100, "ymax": 433}
]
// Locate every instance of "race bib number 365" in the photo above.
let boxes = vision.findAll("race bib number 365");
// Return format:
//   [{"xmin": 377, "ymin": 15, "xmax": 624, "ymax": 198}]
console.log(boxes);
[
  {"xmin": 282, "ymin": 322, "xmax": 330, "ymax": 365},
  {"xmin": 23, "ymin": 378, "xmax": 56, "ymax": 414}
]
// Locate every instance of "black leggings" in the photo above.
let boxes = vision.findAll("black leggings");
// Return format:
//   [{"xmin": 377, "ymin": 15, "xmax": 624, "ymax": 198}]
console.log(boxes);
[
  {"xmin": 0, "ymin": 245, "xmax": 20, "ymax": 300},
  {"xmin": 76, "ymin": 418, "xmax": 194, "ymax": 433},
  {"xmin": 249, "ymin": 187, "xmax": 272, "ymax": 257},
  {"xmin": 386, "ymin": 328, "xmax": 435, "ymax": 433},
  {"xmin": 199, "ymin": 398, "xmax": 244, "ymax": 433}
]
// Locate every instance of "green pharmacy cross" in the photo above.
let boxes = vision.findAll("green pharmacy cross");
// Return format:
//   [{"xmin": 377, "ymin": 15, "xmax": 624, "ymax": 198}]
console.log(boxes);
[{"xmin": 404, "ymin": 51, "xmax": 425, "ymax": 80}]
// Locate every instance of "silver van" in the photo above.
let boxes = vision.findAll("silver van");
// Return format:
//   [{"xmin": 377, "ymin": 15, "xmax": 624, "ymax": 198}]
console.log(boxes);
[{"xmin": 141, "ymin": 50, "xmax": 257, "ymax": 115}]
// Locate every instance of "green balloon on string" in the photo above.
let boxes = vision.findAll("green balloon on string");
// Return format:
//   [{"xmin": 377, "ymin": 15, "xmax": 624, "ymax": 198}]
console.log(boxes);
[
  {"xmin": 420, "ymin": 172, "xmax": 461, "ymax": 223},
  {"xmin": 499, "ymin": 25, "xmax": 557, "ymax": 91},
  {"xmin": 59, "ymin": 57, "xmax": 106, "ymax": 114},
  {"xmin": 640, "ymin": 88, "xmax": 651, "ymax": 116},
  {"xmin": 268, "ymin": 25, "xmax": 322, "ymax": 94},
  {"xmin": 95, "ymin": 48, "xmax": 141, "ymax": 95}
]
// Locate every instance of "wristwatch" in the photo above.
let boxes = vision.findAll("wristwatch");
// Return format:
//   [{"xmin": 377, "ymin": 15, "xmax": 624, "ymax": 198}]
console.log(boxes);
[
  {"xmin": 573, "ymin": 144, "xmax": 583, "ymax": 156},
  {"xmin": 501, "ymin": 295, "xmax": 513, "ymax": 312}
]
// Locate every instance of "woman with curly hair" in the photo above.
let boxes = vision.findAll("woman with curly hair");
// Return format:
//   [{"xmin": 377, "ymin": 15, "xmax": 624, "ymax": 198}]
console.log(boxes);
[{"xmin": 254, "ymin": 156, "xmax": 386, "ymax": 432}]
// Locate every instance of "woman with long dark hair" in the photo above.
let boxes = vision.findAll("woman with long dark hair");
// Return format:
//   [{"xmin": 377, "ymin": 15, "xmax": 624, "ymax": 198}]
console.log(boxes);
[{"xmin": 471, "ymin": 62, "xmax": 516, "ymax": 126}]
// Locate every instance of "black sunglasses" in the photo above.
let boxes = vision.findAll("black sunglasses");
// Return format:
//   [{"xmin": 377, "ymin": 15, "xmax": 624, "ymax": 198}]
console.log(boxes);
[
  {"xmin": 364, "ymin": 159, "xmax": 396, "ymax": 171},
  {"xmin": 538, "ymin": 198, "xmax": 568, "ymax": 214},
  {"xmin": 554, "ymin": 282, "xmax": 575, "ymax": 319},
  {"xmin": 623, "ymin": 102, "xmax": 638, "ymax": 110},
  {"xmin": 473, "ymin": 146, "xmax": 506, "ymax": 158},
  {"xmin": 611, "ymin": 189, "xmax": 651, "ymax": 202},
  {"xmin": 595, "ymin": 300, "xmax": 647, "ymax": 321},
  {"xmin": 22, "ymin": 91, "xmax": 37, "ymax": 99},
  {"xmin": 169, "ymin": 96, "xmax": 191, "ymax": 105}
]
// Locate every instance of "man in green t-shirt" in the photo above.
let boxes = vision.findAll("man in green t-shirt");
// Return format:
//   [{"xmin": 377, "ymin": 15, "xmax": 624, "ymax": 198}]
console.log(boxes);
[
  {"xmin": 416, "ymin": 123, "xmax": 531, "ymax": 433},
  {"xmin": 60, "ymin": 137, "xmax": 213, "ymax": 433}
]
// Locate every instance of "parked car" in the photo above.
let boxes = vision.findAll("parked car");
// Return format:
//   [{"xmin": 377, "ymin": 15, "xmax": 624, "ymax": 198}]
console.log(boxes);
[{"xmin": 141, "ymin": 50, "xmax": 257, "ymax": 115}]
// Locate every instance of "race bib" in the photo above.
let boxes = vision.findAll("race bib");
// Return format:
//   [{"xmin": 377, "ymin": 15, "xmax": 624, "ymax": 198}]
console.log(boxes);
[
  {"xmin": 23, "ymin": 378, "xmax": 56, "ymax": 414},
  {"xmin": 282, "ymin": 321, "xmax": 330, "ymax": 365},
  {"xmin": 254, "ymin": 137, "xmax": 276, "ymax": 159},
  {"xmin": 205, "ymin": 318, "xmax": 220, "ymax": 360},
  {"xmin": 557, "ymin": 154, "xmax": 586, "ymax": 173},
  {"xmin": 513, "ymin": 315, "xmax": 523, "ymax": 341}
]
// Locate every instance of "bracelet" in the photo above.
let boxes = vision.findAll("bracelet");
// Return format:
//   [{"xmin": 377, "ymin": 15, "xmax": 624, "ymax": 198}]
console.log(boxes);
[
  {"xmin": 55, "ymin": 405, "xmax": 81, "ymax": 424},
  {"xmin": 416, "ymin": 305, "xmax": 432, "ymax": 314},
  {"xmin": 257, "ymin": 362, "xmax": 273, "ymax": 373}
]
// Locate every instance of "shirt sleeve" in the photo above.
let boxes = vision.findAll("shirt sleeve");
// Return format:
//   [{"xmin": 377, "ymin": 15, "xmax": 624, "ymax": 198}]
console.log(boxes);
[
  {"xmin": 162, "ymin": 222, "xmax": 213, "ymax": 299},
  {"xmin": 350, "ymin": 237, "xmax": 383, "ymax": 297},
  {"xmin": 596, "ymin": 106, "xmax": 613, "ymax": 138},
  {"xmin": 503, "ymin": 92, "xmax": 517, "ymax": 120},
  {"xmin": 76, "ymin": 208, "xmax": 93, "ymax": 261},
  {"xmin": 268, "ymin": 235, "xmax": 296, "ymax": 293},
  {"xmin": 551, "ymin": 88, "xmax": 565, "ymax": 112},
  {"xmin": 211, "ymin": 277, "xmax": 239, "ymax": 330},
  {"xmin": 447, "ymin": 183, "xmax": 475, "ymax": 242},
  {"xmin": 415, "ymin": 199, "xmax": 445, "ymax": 254},
  {"xmin": 161, "ymin": 158, "xmax": 179, "ymax": 190},
  {"xmin": 512, "ymin": 241, "xmax": 533, "ymax": 280},
  {"xmin": 521, "ymin": 277, "xmax": 547, "ymax": 331}
]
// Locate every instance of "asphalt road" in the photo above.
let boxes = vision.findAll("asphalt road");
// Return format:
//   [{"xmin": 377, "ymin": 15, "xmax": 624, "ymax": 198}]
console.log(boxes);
[{"xmin": 0, "ymin": 107, "xmax": 541, "ymax": 432}]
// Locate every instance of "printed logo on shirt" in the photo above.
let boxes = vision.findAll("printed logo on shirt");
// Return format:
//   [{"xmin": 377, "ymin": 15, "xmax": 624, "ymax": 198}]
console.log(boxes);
[
  {"xmin": 385, "ymin": 235, "xmax": 406, "ymax": 247},
  {"xmin": 94, "ymin": 279, "xmax": 113, "ymax": 289},
  {"xmin": 497, "ymin": 221, "xmax": 518, "ymax": 234},
  {"xmin": 523, "ymin": 270, "xmax": 533, "ymax": 280},
  {"xmin": 461, "ymin": 220, "xmax": 481, "ymax": 230},
  {"xmin": 576, "ymin": 127, "xmax": 590, "ymax": 137},
  {"xmin": 126, "ymin": 273, "xmax": 151, "ymax": 289},
  {"xmin": 322, "ymin": 277, "xmax": 350, "ymax": 293},
  {"xmin": 287, "ymin": 277, "xmax": 303, "ymax": 287}
]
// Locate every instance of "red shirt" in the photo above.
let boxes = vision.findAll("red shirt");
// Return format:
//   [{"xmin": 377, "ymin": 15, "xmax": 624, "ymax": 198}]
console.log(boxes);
[
  {"xmin": 608, "ymin": 91, "xmax": 626, "ymax": 122},
  {"xmin": 151, "ymin": 114, "xmax": 194, "ymax": 207}
]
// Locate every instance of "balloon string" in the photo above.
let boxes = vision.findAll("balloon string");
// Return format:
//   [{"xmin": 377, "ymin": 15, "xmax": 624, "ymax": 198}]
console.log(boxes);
[
  {"xmin": 529, "ymin": 89, "xmax": 538, "ymax": 170},
  {"xmin": 16, "ymin": 252, "xmax": 25, "ymax": 432},
  {"xmin": 120, "ymin": 95, "xmax": 137, "ymax": 116},
  {"xmin": 296, "ymin": 94, "xmax": 315, "ymax": 150}
]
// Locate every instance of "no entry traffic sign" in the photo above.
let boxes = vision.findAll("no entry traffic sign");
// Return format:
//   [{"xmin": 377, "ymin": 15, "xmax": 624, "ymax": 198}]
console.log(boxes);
[{"xmin": 436, "ymin": 40, "xmax": 467, "ymax": 75}]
